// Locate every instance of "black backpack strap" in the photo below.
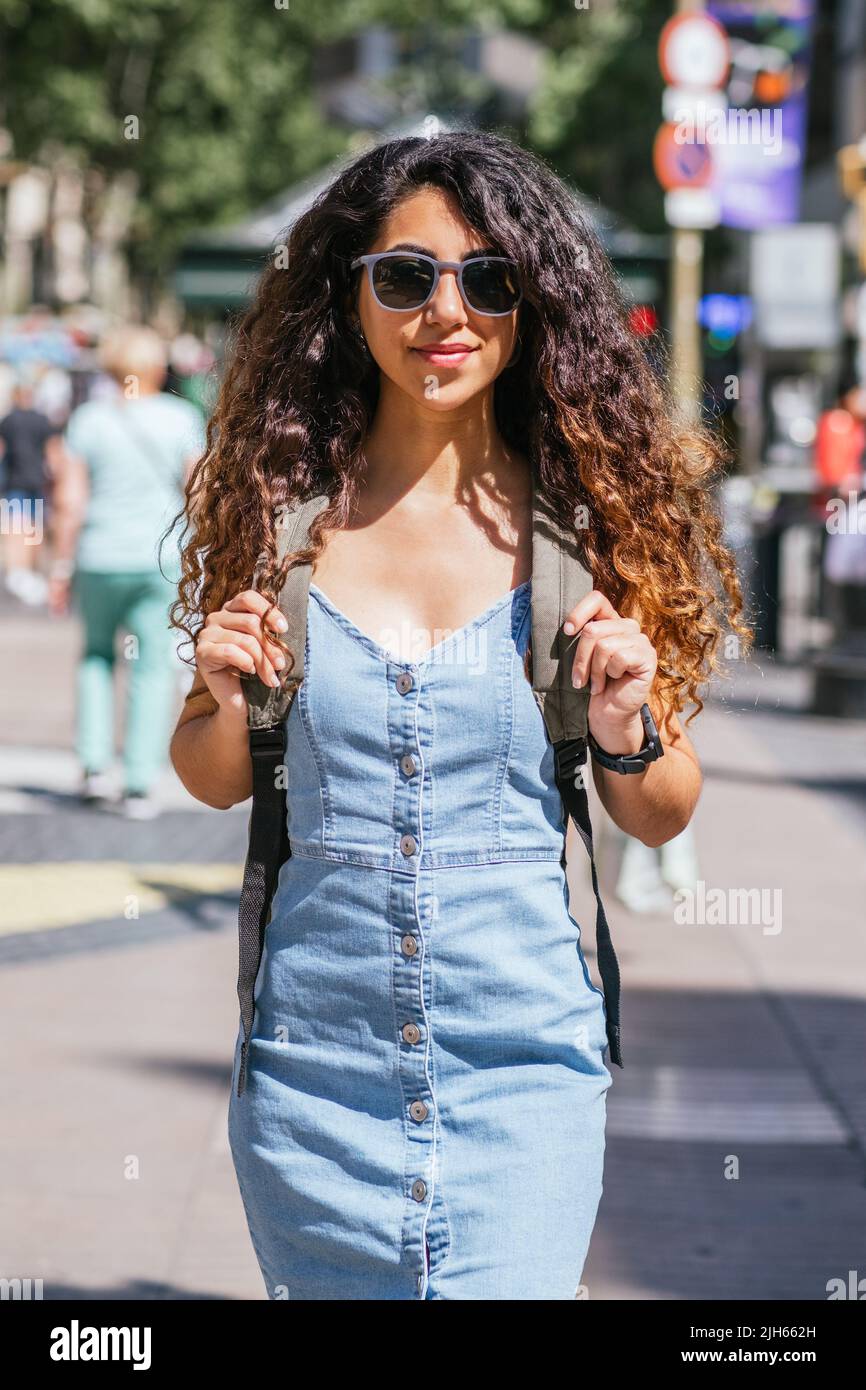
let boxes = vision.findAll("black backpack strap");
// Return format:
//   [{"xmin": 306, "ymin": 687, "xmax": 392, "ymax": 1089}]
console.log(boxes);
[
  {"xmin": 235, "ymin": 492, "xmax": 330, "ymax": 1098},
  {"xmin": 554, "ymin": 739, "xmax": 623, "ymax": 1067},
  {"xmin": 236, "ymin": 724, "xmax": 291, "ymax": 1097},
  {"xmin": 530, "ymin": 474, "xmax": 624, "ymax": 1068}
]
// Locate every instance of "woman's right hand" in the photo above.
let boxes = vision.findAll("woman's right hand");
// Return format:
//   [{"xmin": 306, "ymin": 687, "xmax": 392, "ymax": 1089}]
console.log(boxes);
[{"xmin": 195, "ymin": 590, "xmax": 289, "ymax": 716}]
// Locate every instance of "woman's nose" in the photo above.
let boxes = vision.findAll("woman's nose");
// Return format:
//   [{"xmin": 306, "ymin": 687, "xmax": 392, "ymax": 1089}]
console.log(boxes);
[{"xmin": 425, "ymin": 269, "xmax": 467, "ymax": 322}]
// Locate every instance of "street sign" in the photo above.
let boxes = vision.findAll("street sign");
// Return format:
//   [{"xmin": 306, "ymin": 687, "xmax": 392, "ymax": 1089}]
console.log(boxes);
[
  {"xmin": 653, "ymin": 122, "xmax": 713, "ymax": 190},
  {"xmin": 706, "ymin": 0, "xmax": 816, "ymax": 229},
  {"xmin": 658, "ymin": 12, "xmax": 730, "ymax": 88},
  {"xmin": 662, "ymin": 84, "xmax": 728, "ymax": 124},
  {"xmin": 665, "ymin": 187, "xmax": 722, "ymax": 229},
  {"xmin": 749, "ymin": 224, "xmax": 841, "ymax": 348}
]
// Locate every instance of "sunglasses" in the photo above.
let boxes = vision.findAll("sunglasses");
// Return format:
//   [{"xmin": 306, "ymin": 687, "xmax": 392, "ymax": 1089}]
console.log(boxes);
[{"xmin": 351, "ymin": 251, "xmax": 523, "ymax": 317}]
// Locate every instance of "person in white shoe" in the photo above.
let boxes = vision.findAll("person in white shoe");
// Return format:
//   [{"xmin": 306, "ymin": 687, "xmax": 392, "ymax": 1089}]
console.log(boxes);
[{"xmin": 48, "ymin": 326, "xmax": 206, "ymax": 817}]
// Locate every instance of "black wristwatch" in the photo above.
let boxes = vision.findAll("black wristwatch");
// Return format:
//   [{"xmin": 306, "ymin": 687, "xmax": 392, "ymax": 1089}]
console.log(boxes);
[{"xmin": 588, "ymin": 702, "xmax": 664, "ymax": 774}]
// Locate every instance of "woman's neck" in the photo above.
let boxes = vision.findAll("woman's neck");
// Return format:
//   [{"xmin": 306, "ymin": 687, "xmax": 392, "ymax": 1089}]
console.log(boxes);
[{"xmin": 360, "ymin": 381, "xmax": 524, "ymax": 507}]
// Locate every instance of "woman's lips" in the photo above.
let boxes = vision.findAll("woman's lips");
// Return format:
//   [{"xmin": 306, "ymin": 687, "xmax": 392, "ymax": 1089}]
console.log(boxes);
[{"xmin": 411, "ymin": 346, "xmax": 477, "ymax": 366}]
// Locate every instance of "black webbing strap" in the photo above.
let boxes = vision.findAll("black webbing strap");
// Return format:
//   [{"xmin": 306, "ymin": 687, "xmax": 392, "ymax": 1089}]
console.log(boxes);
[
  {"xmin": 554, "ymin": 737, "xmax": 623, "ymax": 1068},
  {"xmin": 235, "ymin": 724, "xmax": 291, "ymax": 1097}
]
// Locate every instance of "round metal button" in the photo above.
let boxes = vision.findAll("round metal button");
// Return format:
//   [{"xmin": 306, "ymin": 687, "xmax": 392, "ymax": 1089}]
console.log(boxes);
[
  {"xmin": 411, "ymin": 1179, "xmax": 427, "ymax": 1202},
  {"xmin": 400, "ymin": 753, "xmax": 417, "ymax": 777},
  {"xmin": 409, "ymin": 1100, "xmax": 429, "ymax": 1123},
  {"xmin": 400, "ymin": 833, "xmax": 417, "ymax": 856},
  {"xmin": 396, "ymin": 672, "xmax": 414, "ymax": 694},
  {"xmin": 401, "ymin": 934, "xmax": 418, "ymax": 957},
  {"xmin": 402, "ymin": 1022, "xmax": 421, "ymax": 1045}
]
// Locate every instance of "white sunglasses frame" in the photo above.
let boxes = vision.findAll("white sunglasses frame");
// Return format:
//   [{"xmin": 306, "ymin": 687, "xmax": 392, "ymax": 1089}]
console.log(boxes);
[{"xmin": 350, "ymin": 251, "xmax": 523, "ymax": 317}]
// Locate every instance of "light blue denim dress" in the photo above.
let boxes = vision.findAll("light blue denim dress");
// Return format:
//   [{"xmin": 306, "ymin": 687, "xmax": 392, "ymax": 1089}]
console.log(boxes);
[{"xmin": 228, "ymin": 576, "xmax": 613, "ymax": 1300}]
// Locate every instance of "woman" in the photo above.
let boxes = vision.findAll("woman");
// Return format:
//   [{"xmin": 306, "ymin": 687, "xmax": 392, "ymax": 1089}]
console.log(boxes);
[
  {"xmin": 169, "ymin": 131, "xmax": 749, "ymax": 1300},
  {"xmin": 50, "ymin": 325, "xmax": 206, "ymax": 818}
]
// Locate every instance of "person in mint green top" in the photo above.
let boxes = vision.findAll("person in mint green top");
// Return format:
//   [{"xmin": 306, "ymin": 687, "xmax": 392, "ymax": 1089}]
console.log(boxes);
[{"xmin": 49, "ymin": 325, "xmax": 207, "ymax": 817}]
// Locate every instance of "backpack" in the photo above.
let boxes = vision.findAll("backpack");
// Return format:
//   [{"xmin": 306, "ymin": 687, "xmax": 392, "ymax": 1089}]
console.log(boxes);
[{"xmin": 234, "ymin": 478, "xmax": 624, "ymax": 1097}]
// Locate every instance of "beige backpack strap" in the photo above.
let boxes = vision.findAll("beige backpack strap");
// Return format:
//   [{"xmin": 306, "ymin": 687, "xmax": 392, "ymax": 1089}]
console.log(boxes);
[
  {"xmin": 242, "ymin": 491, "xmax": 331, "ymax": 731},
  {"xmin": 235, "ymin": 489, "xmax": 329, "ymax": 1098},
  {"xmin": 530, "ymin": 476, "xmax": 593, "ymax": 743},
  {"xmin": 530, "ymin": 474, "xmax": 624, "ymax": 1069}
]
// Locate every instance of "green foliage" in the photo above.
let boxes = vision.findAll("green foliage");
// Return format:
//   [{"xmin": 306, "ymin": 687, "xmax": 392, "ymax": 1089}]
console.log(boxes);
[
  {"xmin": 0, "ymin": 0, "xmax": 348, "ymax": 281},
  {"xmin": 0, "ymin": 0, "xmax": 670, "ymax": 294},
  {"xmin": 523, "ymin": 0, "xmax": 671, "ymax": 232}
]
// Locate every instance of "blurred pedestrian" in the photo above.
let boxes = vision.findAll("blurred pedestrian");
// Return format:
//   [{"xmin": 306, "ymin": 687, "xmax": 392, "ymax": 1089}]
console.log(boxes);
[
  {"xmin": 615, "ymin": 823, "xmax": 701, "ymax": 913},
  {"xmin": 819, "ymin": 383, "xmax": 866, "ymax": 643},
  {"xmin": 814, "ymin": 383, "xmax": 866, "ymax": 493},
  {"xmin": 0, "ymin": 379, "xmax": 64, "ymax": 606},
  {"xmin": 48, "ymin": 325, "xmax": 206, "ymax": 817}
]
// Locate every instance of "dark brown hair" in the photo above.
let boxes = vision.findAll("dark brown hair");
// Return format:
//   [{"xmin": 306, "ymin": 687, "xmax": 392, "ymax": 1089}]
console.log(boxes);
[{"xmin": 168, "ymin": 128, "xmax": 751, "ymax": 720}]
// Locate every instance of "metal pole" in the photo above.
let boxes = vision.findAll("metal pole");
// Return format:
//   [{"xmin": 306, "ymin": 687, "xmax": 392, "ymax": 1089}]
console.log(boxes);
[
  {"xmin": 669, "ymin": 226, "xmax": 704, "ymax": 423},
  {"xmin": 667, "ymin": 0, "xmax": 706, "ymax": 425}
]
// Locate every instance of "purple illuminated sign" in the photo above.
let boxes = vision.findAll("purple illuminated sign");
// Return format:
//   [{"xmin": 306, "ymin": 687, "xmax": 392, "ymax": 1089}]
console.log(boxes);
[{"xmin": 705, "ymin": 0, "xmax": 816, "ymax": 228}]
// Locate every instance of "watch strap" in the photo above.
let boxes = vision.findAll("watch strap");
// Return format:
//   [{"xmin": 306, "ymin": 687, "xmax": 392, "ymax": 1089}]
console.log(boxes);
[{"xmin": 588, "ymin": 702, "xmax": 664, "ymax": 774}]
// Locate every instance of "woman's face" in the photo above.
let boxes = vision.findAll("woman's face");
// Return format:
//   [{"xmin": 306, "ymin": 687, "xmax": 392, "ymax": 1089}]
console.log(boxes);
[{"xmin": 352, "ymin": 186, "xmax": 520, "ymax": 411}]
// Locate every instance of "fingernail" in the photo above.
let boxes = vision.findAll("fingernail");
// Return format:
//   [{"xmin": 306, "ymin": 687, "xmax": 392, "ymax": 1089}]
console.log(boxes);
[
  {"xmin": 271, "ymin": 673, "xmax": 281, "ymax": 687},
  {"xmin": 274, "ymin": 615, "xmax": 288, "ymax": 631},
  {"xmin": 563, "ymin": 621, "xmax": 576, "ymax": 635}
]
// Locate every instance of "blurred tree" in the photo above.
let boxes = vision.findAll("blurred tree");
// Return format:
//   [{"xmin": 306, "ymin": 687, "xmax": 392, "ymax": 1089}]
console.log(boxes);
[
  {"xmin": 315, "ymin": 0, "xmax": 671, "ymax": 229},
  {"xmin": 522, "ymin": 0, "xmax": 671, "ymax": 232},
  {"xmin": 0, "ymin": 0, "xmax": 346, "ymax": 290},
  {"xmin": 0, "ymin": 0, "xmax": 668, "ymax": 300}
]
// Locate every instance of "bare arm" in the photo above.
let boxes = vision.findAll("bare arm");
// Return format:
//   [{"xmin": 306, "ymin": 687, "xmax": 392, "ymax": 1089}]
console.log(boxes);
[
  {"xmin": 46, "ymin": 443, "xmax": 89, "ymax": 614},
  {"xmin": 169, "ymin": 588, "xmax": 288, "ymax": 810},
  {"xmin": 565, "ymin": 589, "xmax": 703, "ymax": 848},
  {"xmin": 589, "ymin": 693, "xmax": 702, "ymax": 848},
  {"xmin": 43, "ymin": 431, "xmax": 65, "ymax": 482},
  {"xmin": 170, "ymin": 669, "xmax": 254, "ymax": 810},
  {"xmin": 49, "ymin": 442, "xmax": 88, "ymax": 567}
]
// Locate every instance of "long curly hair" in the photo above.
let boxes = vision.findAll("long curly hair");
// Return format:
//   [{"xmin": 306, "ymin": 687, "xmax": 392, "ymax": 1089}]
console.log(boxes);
[{"xmin": 168, "ymin": 128, "xmax": 751, "ymax": 721}]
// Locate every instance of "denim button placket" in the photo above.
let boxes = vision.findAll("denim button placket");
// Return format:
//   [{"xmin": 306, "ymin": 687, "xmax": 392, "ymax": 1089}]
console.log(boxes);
[{"xmin": 388, "ymin": 659, "xmax": 436, "ymax": 1295}]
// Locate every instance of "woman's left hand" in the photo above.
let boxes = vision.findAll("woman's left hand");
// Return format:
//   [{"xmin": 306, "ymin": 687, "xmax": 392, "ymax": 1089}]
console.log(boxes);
[{"xmin": 563, "ymin": 590, "xmax": 658, "ymax": 749}]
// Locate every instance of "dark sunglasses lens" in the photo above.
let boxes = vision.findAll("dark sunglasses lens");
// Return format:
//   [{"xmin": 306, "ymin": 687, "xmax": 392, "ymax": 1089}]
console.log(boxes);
[
  {"xmin": 371, "ymin": 256, "xmax": 434, "ymax": 309},
  {"xmin": 462, "ymin": 259, "xmax": 521, "ymax": 313}
]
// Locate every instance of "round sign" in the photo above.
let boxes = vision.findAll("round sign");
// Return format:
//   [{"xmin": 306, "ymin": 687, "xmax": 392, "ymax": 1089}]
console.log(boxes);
[
  {"xmin": 658, "ymin": 13, "xmax": 730, "ymax": 89},
  {"xmin": 653, "ymin": 122, "xmax": 713, "ymax": 191}
]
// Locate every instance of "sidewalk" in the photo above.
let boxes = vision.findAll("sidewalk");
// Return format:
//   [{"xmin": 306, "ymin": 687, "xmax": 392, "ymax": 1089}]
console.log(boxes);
[{"xmin": 1, "ymin": 594, "xmax": 864, "ymax": 1299}]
